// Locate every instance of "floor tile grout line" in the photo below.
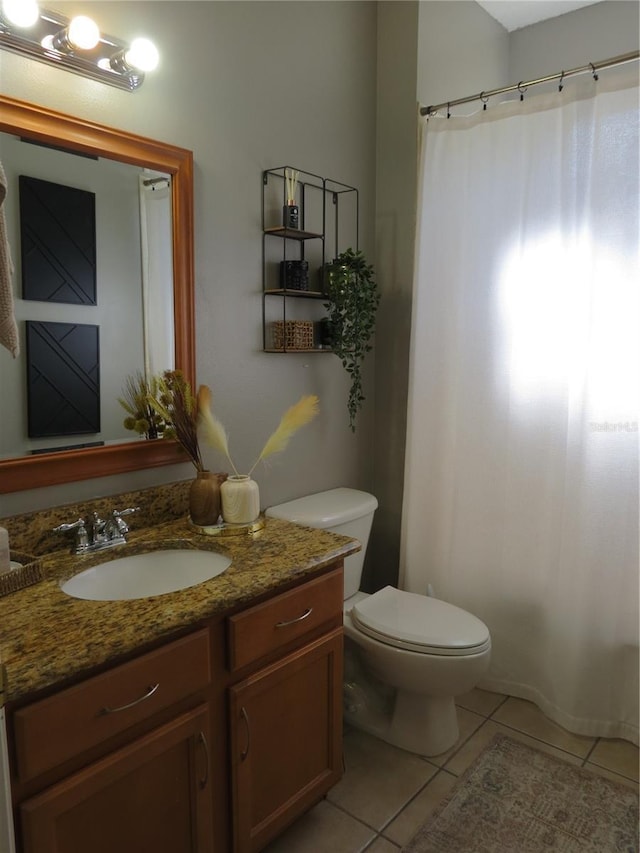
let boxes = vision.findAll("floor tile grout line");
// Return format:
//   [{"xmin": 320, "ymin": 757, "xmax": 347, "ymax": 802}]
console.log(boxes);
[
  {"xmin": 325, "ymin": 797, "xmax": 382, "ymax": 834},
  {"xmin": 437, "ymin": 716, "xmax": 493, "ymax": 773},
  {"xmin": 361, "ymin": 833, "xmax": 401, "ymax": 852},
  {"xmin": 485, "ymin": 717, "xmax": 597, "ymax": 763},
  {"xmin": 583, "ymin": 757, "xmax": 639, "ymax": 784},
  {"xmin": 374, "ymin": 764, "xmax": 458, "ymax": 838}
]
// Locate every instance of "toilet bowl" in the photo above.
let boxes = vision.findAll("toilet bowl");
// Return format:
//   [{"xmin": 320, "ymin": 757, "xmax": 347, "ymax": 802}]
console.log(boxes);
[{"xmin": 266, "ymin": 488, "xmax": 491, "ymax": 756}]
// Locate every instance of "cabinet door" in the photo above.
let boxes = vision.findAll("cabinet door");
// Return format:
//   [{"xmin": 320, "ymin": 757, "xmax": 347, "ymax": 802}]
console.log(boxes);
[
  {"xmin": 19, "ymin": 704, "xmax": 213, "ymax": 853},
  {"xmin": 229, "ymin": 629, "xmax": 343, "ymax": 853}
]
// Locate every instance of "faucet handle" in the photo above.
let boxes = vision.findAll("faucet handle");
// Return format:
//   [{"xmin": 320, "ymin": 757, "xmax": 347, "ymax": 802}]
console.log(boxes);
[
  {"xmin": 110, "ymin": 506, "xmax": 141, "ymax": 534},
  {"xmin": 53, "ymin": 518, "xmax": 89, "ymax": 553}
]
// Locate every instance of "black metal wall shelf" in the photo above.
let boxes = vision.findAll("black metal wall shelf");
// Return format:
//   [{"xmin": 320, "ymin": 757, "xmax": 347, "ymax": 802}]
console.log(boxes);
[{"xmin": 261, "ymin": 166, "xmax": 359, "ymax": 353}]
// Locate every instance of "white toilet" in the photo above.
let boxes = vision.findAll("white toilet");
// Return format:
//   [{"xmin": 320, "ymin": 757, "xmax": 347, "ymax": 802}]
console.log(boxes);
[{"xmin": 266, "ymin": 487, "xmax": 491, "ymax": 756}]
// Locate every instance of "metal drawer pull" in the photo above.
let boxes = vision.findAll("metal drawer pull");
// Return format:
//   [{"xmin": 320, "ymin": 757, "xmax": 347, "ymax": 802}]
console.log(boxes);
[
  {"xmin": 275, "ymin": 607, "xmax": 313, "ymax": 628},
  {"xmin": 197, "ymin": 731, "xmax": 209, "ymax": 789},
  {"xmin": 240, "ymin": 706, "xmax": 250, "ymax": 761},
  {"xmin": 102, "ymin": 683, "xmax": 159, "ymax": 714}
]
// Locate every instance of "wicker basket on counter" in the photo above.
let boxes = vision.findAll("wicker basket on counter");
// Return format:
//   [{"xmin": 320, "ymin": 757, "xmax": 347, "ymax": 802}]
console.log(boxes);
[{"xmin": 0, "ymin": 552, "xmax": 43, "ymax": 598}]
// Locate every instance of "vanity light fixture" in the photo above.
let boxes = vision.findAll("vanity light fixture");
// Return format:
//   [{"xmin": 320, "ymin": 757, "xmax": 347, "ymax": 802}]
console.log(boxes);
[{"xmin": 0, "ymin": 2, "xmax": 159, "ymax": 91}]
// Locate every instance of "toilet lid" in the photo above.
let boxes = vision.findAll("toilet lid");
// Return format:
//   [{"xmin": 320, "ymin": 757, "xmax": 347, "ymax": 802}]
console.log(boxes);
[{"xmin": 351, "ymin": 586, "xmax": 491, "ymax": 656}]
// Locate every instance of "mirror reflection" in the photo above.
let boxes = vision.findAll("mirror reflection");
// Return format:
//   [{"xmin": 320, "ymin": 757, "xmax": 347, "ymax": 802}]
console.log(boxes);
[
  {"xmin": 0, "ymin": 131, "xmax": 174, "ymax": 460},
  {"xmin": 0, "ymin": 95, "xmax": 194, "ymax": 493}
]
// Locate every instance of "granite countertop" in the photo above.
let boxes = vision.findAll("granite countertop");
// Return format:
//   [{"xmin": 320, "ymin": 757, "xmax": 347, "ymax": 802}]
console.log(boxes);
[{"xmin": 0, "ymin": 516, "xmax": 359, "ymax": 705}]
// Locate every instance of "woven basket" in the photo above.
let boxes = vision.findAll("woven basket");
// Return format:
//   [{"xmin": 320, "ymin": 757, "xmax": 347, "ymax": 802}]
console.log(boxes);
[
  {"xmin": 0, "ymin": 552, "xmax": 43, "ymax": 598},
  {"xmin": 272, "ymin": 320, "xmax": 313, "ymax": 350}
]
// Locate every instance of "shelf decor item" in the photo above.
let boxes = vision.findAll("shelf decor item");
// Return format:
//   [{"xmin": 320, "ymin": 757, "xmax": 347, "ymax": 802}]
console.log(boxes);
[
  {"xmin": 199, "ymin": 389, "xmax": 320, "ymax": 523},
  {"xmin": 282, "ymin": 168, "xmax": 299, "ymax": 229},
  {"xmin": 324, "ymin": 248, "xmax": 380, "ymax": 432},
  {"xmin": 262, "ymin": 167, "xmax": 359, "ymax": 355},
  {"xmin": 280, "ymin": 260, "xmax": 309, "ymax": 291},
  {"xmin": 272, "ymin": 320, "xmax": 313, "ymax": 351}
]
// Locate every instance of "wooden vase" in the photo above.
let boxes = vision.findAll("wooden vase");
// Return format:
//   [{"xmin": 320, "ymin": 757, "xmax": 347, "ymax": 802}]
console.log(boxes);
[
  {"xmin": 220, "ymin": 475, "xmax": 260, "ymax": 524},
  {"xmin": 189, "ymin": 470, "xmax": 223, "ymax": 526}
]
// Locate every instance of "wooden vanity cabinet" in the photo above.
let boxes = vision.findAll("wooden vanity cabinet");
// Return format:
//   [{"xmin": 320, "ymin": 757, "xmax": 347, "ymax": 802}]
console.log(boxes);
[
  {"xmin": 19, "ymin": 703, "xmax": 213, "ymax": 853},
  {"xmin": 7, "ymin": 562, "xmax": 345, "ymax": 853},
  {"xmin": 10, "ymin": 629, "xmax": 214, "ymax": 853},
  {"xmin": 226, "ymin": 567, "xmax": 344, "ymax": 853}
]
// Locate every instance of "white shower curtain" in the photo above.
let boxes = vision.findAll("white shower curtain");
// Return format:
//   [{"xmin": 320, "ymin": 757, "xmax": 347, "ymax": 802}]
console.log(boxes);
[
  {"xmin": 401, "ymin": 69, "xmax": 639, "ymax": 744},
  {"xmin": 139, "ymin": 174, "xmax": 174, "ymax": 378}
]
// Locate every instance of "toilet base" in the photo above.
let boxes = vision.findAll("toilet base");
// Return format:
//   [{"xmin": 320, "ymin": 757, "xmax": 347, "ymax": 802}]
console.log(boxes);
[
  {"xmin": 389, "ymin": 692, "xmax": 459, "ymax": 756},
  {"xmin": 343, "ymin": 679, "xmax": 460, "ymax": 757}
]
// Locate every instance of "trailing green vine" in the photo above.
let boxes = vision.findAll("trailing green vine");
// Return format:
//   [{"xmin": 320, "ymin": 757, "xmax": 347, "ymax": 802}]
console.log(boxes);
[{"xmin": 324, "ymin": 248, "xmax": 380, "ymax": 432}]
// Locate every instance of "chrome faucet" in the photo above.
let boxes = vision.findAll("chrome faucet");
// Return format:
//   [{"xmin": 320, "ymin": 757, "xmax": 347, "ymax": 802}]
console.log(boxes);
[{"xmin": 54, "ymin": 507, "xmax": 140, "ymax": 554}]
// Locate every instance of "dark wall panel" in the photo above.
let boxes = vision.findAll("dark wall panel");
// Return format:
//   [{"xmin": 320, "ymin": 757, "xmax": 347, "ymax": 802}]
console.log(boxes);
[
  {"xmin": 20, "ymin": 175, "xmax": 97, "ymax": 305},
  {"xmin": 26, "ymin": 321, "xmax": 100, "ymax": 438}
]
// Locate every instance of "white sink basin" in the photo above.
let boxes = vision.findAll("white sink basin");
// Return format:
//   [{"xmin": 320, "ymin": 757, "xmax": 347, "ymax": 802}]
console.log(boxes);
[{"xmin": 61, "ymin": 549, "xmax": 231, "ymax": 601}]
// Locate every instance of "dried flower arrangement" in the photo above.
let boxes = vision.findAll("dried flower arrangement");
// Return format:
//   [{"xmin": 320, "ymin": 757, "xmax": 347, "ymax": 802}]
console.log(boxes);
[
  {"xmin": 147, "ymin": 370, "xmax": 204, "ymax": 470},
  {"xmin": 118, "ymin": 371, "xmax": 168, "ymax": 439},
  {"xmin": 119, "ymin": 370, "xmax": 319, "ymax": 474}
]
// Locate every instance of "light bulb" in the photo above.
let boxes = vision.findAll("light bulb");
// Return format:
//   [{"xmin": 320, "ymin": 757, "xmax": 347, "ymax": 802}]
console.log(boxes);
[
  {"xmin": 2, "ymin": 0, "xmax": 39, "ymax": 28},
  {"xmin": 125, "ymin": 38, "xmax": 159, "ymax": 72},
  {"xmin": 67, "ymin": 15, "xmax": 100, "ymax": 50}
]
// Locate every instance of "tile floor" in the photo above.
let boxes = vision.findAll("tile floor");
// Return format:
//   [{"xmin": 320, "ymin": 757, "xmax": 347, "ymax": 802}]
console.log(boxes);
[{"xmin": 263, "ymin": 689, "xmax": 639, "ymax": 853}]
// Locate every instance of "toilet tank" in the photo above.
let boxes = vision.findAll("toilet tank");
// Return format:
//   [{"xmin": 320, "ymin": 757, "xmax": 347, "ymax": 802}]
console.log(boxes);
[{"xmin": 265, "ymin": 488, "xmax": 378, "ymax": 600}]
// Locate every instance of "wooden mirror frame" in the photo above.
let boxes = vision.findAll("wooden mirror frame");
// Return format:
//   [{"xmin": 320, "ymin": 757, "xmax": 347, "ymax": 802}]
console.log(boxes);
[{"xmin": 0, "ymin": 95, "xmax": 194, "ymax": 493}]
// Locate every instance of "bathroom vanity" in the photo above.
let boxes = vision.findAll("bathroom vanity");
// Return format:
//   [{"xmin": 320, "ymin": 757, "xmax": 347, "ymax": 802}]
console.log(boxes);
[{"xmin": 0, "ymin": 513, "xmax": 357, "ymax": 853}]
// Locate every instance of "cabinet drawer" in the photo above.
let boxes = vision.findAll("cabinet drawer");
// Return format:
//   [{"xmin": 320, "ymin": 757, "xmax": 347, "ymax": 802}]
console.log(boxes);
[
  {"xmin": 13, "ymin": 628, "xmax": 210, "ymax": 782},
  {"xmin": 227, "ymin": 568, "xmax": 343, "ymax": 671}
]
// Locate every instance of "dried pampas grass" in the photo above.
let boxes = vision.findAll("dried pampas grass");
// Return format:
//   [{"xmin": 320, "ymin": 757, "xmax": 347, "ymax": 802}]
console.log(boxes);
[
  {"xmin": 197, "ymin": 388, "xmax": 319, "ymax": 475},
  {"xmin": 248, "ymin": 395, "xmax": 319, "ymax": 475},
  {"xmin": 197, "ymin": 385, "xmax": 239, "ymax": 476}
]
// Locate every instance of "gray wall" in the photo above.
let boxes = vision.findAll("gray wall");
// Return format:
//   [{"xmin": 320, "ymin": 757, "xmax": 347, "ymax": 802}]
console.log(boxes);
[
  {"xmin": 0, "ymin": 1, "xmax": 378, "ymax": 517},
  {"xmin": 367, "ymin": 0, "xmax": 507, "ymax": 591},
  {"xmin": 509, "ymin": 1, "xmax": 639, "ymax": 82}
]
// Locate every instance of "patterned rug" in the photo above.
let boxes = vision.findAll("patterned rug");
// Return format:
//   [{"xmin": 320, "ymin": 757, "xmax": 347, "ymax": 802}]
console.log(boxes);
[{"xmin": 401, "ymin": 733, "xmax": 639, "ymax": 853}]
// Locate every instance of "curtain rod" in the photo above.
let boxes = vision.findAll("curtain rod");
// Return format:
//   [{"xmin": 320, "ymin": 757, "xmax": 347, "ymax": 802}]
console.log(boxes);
[{"xmin": 420, "ymin": 50, "xmax": 640, "ymax": 116}]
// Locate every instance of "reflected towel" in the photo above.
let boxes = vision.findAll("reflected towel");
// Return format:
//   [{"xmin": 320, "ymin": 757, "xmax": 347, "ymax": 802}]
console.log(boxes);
[{"xmin": 0, "ymin": 160, "xmax": 19, "ymax": 358}]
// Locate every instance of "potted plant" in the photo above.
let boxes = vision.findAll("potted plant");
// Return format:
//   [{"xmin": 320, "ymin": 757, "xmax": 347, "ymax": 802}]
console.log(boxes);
[{"xmin": 324, "ymin": 248, "xmax": 380, "ymax": 432}]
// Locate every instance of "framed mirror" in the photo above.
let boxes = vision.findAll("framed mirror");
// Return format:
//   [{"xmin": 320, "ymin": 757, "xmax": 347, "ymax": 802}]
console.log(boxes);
[{"xmin": 0, "ymin": 95, "xmax": 194, "ymax": 493}]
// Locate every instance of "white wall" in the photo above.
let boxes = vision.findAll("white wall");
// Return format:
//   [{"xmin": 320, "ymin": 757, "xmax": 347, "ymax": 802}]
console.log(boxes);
[{"xmin": 0, "ymin": 1, "xmax": 378, "ymax": 516}]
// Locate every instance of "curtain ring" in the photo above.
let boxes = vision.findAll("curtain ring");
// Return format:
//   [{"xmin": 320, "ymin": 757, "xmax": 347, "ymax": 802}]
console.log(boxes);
[
  {"xmin": 447, "ymin": 102, "xmax": 451, "ymax": 119},
  {"xmin": 517, "ymin": 82, "xmax": 527, "ymax": 102},
  {"xmin": 590, "ymin": 62, "xmax": 599, "ymax": 81},
  {"xmin": 480, "ymin": 92, "xmax": 489, "ymax": 111},
  {"xmin": 558, "ymin": 71, "xmax": 565, "ymax": 93}
]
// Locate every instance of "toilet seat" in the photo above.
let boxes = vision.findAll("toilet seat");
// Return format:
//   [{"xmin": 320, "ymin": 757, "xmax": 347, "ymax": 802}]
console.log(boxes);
[{"xmin": 350, "ymin": 586, "xmax": 491, "ymax": 657}]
